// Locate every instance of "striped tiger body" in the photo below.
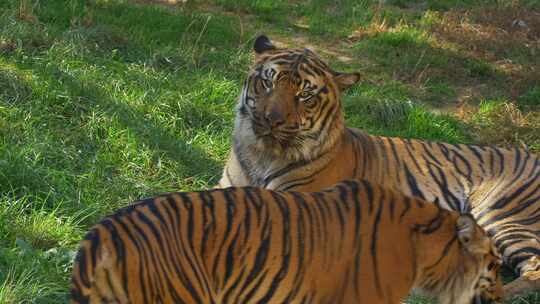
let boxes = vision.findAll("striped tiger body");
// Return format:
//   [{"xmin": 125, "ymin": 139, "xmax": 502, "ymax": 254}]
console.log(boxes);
[
  {"xmin": 218, "ymin": 35, "xmax": 540, "ymax": 297},
  {"xmin": 71, "ymin": 180, "xmax": 502, "ymax": 304}
]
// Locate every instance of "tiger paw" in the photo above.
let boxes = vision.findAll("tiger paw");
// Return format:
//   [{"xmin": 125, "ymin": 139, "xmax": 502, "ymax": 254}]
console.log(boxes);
[{"xmin": 522, "ymin": 256, "xmax": 540, "ymax": 280}]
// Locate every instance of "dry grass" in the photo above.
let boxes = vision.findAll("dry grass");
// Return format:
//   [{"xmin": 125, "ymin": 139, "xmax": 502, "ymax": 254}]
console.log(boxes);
[
  {"xmin": 17, "ymin": 0, "xmax": 38, "ymax": 23},
  {"xmin": 430, "ymin": 5, "xmax": 540, "ymax": 99},
  {"xmin": 458, "ymin": 101, "xmax": 540, "ymax": 150}
]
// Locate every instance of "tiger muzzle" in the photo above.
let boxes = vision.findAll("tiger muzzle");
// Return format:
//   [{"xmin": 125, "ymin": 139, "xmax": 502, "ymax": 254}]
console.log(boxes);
[{"xmin": 264, "ymin": 110, "xmax": 285, "ymax": 128}]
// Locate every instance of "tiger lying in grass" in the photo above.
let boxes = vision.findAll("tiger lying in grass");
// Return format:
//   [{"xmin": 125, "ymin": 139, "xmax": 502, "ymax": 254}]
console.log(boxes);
[
  {"xmin": 219, "ymin": 35, "xmax": 540, "ymax": 298},
  {"xmin": 70, "ymin": 180, "xmax": 502, "ymax": 304}
]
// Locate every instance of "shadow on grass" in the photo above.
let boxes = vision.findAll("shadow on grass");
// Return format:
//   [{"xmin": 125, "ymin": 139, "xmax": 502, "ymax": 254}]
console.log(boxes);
[
  {"xmin": 4, "ymin": 62, "xmax": 224, "ymax": 186},
  {"xmin": 0, "ymin": 0, "xmax": 256, "ymax": 218},
  {"xmin": 351, "ymin": 25, "xmax": 512, "ymax": 106}
]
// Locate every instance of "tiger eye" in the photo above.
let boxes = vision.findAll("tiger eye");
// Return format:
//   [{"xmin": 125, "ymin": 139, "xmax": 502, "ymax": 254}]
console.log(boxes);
[{"xmin": 299, "ymin": 91, "xmax": 312, "ymax": 99}]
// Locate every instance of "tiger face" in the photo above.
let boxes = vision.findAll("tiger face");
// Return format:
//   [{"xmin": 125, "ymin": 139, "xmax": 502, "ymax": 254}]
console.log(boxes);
[
  {"xmin": 236, "ymin": 35, "xmax": 360, "ymax": 160},
  {"xmin": 417, "ymin": 214, "xmax": 503, "ymax": 304},
  {"xmin": 473, "ymin": 242, "xmax": 503, "ymax": 303},
  {"xmin": 454, "ymin": 215, "xmax": 503, "ymax": 304}
]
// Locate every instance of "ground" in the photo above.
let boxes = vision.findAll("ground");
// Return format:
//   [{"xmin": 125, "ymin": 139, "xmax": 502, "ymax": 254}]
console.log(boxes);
[{"xmin": 0, "ymin": 0, "xmax": 539, "ymax": 303}]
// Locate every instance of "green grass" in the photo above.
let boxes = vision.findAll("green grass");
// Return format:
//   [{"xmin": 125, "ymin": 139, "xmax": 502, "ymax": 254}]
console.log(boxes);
[
  {"xmin": 520, "ymin": 86, "xmax": 540, "ymax": 106},
  {"xmin": 0, "ymin": 0, "xmax": 539, "ymax": 303}
]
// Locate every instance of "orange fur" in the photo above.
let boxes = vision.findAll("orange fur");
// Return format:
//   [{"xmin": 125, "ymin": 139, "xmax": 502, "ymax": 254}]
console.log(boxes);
[{"xmin": 71, "ymin": 180, "xmax": 501, "ymax": 304}]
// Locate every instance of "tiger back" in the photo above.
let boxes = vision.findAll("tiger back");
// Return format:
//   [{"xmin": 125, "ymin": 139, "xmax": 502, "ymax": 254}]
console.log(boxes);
[{"xmin": 70, "ymin": 180, "xmax": 502, "ymax": 304}]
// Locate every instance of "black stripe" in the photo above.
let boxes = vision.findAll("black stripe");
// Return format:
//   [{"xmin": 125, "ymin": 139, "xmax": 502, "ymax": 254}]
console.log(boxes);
[
  {"xmin": 404, "ymin": 164, "xmax": 426, "ymax": 200},
  {"xmin": 371, "ymin": 192, "xmax": 384, "ymax": 297},
  {"xmin": 263, "ymin": 160, "xmax": 310, "ymax": 187},
  {"xmin": 256, "ymin": 192, "xmax": 292, "ymax": 303}
]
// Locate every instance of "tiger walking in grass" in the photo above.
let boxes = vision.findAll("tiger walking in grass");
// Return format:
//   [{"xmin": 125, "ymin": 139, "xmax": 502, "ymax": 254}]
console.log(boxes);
[
  {"xmin": 219, "ymin": 35, "xmax": 540, "ymax": 298},
  {"xmin": 71, "ymin": 180, "xmax": 502, "ymax": 304}
]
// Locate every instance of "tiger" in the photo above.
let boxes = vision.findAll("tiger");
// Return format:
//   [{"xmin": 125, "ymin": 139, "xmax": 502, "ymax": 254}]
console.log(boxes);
[
  {"xmin": 218, "ymin": 34, "xmax": 540, "ymax": 298},
  {"xmin": 70, "ymin": 180, "xmax": 502, "ymax": 304}
]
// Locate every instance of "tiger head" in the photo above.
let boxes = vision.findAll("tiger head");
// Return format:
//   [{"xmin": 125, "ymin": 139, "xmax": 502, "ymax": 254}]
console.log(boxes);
[
  {"xmin": 235, "ymin": 35, "xmax": 360, "ymax": 161},
  {"xmin": 417, "ymin": 214, "xmax": 503, "ymax": 304},
  {"xmin": 471, "ymin": 240, "xmax": 504, "ymax": 304}
]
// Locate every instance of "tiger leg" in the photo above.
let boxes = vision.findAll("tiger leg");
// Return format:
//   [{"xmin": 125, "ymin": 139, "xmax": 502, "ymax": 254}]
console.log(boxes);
[
  {"xmin": 216, "ymin": 151, "xmax": 251, "ymax": 188},
  {"xmin": 502, "ymin": 256, "xmax": 540, "ymax": 300},
  {"xmin": 488, "ymin": 227, "xmax": 540, "ymax": 299},
  {"xmin": 503, "ymin": 274, "xmax": 540, "ymax": 301}
]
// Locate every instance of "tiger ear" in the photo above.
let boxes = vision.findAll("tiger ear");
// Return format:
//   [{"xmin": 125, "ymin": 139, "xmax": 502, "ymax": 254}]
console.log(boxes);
[
  {"xmin": 254, "ymin": 35, "xmax": 276, "ymax": 54},
  {"xmin": 456, "ymin": 214, "xmax": 488, "ymax": 254},
  {"xmin": 334, "ymin": 72, "xmax": 361, "ymax": 91}
]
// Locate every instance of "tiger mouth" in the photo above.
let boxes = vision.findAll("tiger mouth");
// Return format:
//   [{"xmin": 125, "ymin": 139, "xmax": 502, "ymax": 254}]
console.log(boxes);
[
  {"xmin": 257, "ymin": 131, "xmax": 289, "ymax": 144},
  {"xmin": 253, "ymin": 127, "xmax": 272, "ymax": 137},
  {"xmin": 253, "ymin": 127, "xmax": 295, "ymax": 148},
  {"xmin": 253, "ymin": 124, "xmax": 281, "ymax": 138},
  {"xmin": 251, "ymin": 118, "xmax": 300, "ymax": 149}
]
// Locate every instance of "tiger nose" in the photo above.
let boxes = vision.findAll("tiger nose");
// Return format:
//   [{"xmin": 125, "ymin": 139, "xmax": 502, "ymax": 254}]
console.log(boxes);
[{"xmin": 265, "ymin": 110, "xmax": 285, "ymax": 128}]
